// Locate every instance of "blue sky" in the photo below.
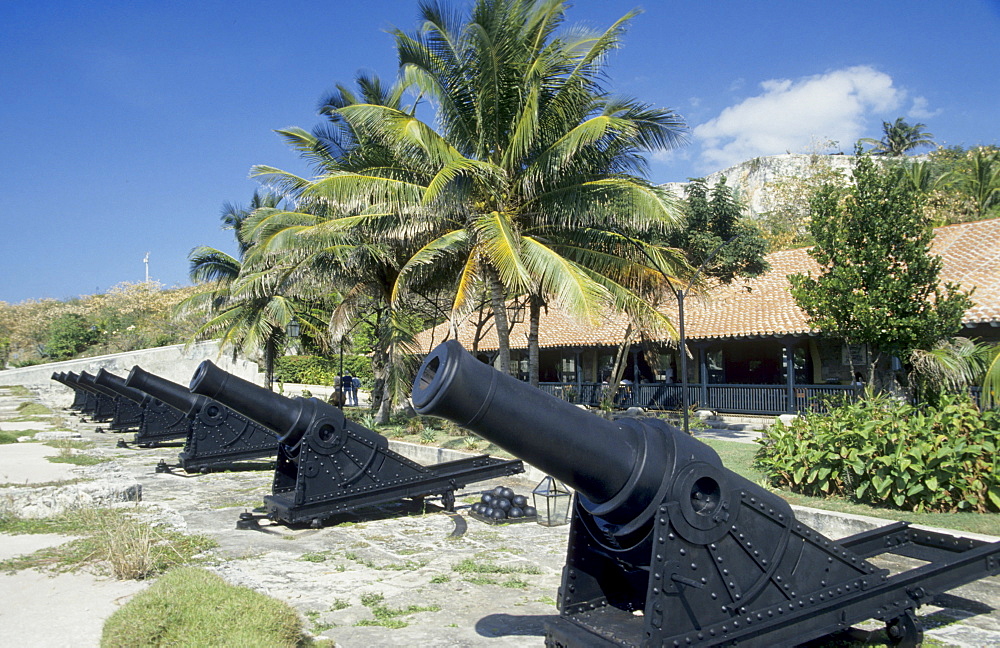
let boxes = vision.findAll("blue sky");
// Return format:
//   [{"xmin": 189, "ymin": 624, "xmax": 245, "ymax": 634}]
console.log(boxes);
[{"xmin": 2, "ymin": 0, "xmax": 998, "ymax": 304}]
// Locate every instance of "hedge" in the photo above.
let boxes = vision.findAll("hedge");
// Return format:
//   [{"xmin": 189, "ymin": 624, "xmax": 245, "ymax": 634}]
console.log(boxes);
[
  {"xmin": 274, "ymin": 354, "xmax": 373, "ymax": 388},
  {"xmin": 754, "ymin": 393, "xmax": 999, "ymax": 513}
]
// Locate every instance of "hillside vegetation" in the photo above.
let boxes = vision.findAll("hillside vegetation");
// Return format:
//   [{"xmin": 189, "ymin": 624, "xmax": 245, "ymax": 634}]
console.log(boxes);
[{"xmin": 0, "ymin": 281, "xmax": 205, "ymax": 368}]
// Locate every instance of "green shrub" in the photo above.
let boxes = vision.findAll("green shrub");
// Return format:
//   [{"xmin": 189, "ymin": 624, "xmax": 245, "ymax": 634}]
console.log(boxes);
[
  {"xmin": 755, "ymin": 394, "xmax": 999, "ymax": 513},
  {"xmin": 274, "ymin": 354, "xmax": 373, "ymax": 387}
]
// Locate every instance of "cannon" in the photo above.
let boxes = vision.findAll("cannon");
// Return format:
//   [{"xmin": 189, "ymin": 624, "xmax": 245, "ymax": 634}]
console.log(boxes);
[
  {"xmin": 76, "ymin": 371, "xmax": 120, "ymax": 421},
  {"xmin": 51, "ymin": 372, "xmax": 89, "ymax": 410},
  {"xmin": 123, "ymin": 365, "xmax": 279, "ymax": 472},
  {"xmin": 189, "ymin": 360, "xmax": 524, "ymax": 526},
  {"xmin": 412, "ymin": 340, "xmax": 1000, "ymax": 647},
  {"xmin": 93, "ymin": 369, "xmax": 145, "ymax": 431},
  {"xmin": 112, "ymin": 369, "xmax": 193, "ymax": 447}
]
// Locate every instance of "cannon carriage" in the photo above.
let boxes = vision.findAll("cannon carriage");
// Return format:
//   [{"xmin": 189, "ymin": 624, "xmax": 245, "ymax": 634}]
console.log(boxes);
[{"xmin": 412, "ymin": 340, "xmax": 1000, "ymax": 647}]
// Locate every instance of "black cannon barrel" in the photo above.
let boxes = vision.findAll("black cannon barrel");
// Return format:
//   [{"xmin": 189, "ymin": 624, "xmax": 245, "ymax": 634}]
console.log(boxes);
[
  {"xmin": 189, "ymin": 360, "xmax": 312, "ymax": 446},
  {"xmin": 125, "ymin": 366, "xmax": 201, "ymax": 415},
  {"xmin": 79, "ymin": 371, "xmax": 118, "ymax": 398},
  {"xmin": 95, "ymin": 369, "xmax": 149, "ymax": 404},
  {"xmin": 413, "ymin": 340, "xmax": 668, "ymax": 508}
]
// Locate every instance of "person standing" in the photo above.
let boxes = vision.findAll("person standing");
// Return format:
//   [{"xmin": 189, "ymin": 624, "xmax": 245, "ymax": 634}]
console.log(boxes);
[
  {"xmin": 341, "ymin": 373, "xmax": 354, "ymax": 406},
  {"xmin": 351, "ymin": 375, "xmax": 361, "ymax": 406}
]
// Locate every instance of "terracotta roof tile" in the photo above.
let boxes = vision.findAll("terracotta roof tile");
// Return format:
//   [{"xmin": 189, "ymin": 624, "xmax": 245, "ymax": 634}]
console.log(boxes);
[{"xmin": 415, "ymin": 218, "xmax": 1000, "ymax": 352}]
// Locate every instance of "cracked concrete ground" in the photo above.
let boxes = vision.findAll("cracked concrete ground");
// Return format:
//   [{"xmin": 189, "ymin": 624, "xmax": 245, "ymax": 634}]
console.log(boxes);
[{"xmin": 1, "ymin": 385, "xmax": 998, "ymax": 647}]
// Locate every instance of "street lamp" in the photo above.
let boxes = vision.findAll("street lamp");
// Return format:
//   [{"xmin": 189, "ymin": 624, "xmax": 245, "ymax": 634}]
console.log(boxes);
[{"xmin": 285, "ymin": 318, "xmax": 301, "ymax": 339}]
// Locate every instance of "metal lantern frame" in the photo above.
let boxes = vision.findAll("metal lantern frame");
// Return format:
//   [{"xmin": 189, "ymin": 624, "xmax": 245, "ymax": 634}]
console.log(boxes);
[{"xmin": 532, "ymin": 475, "xmax": 572, "ymax": 526}]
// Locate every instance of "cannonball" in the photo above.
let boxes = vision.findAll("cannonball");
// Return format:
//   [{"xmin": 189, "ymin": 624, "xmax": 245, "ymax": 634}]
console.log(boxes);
[
  {"xmin": 471, "ymin": 502, "xmax": 482, "ymax": 514},
  {"xmin": 481, "ymin": 493, "xmax": 494, "ymax": 504},
  {"xmin": 523, "ymin": 505, "xmax": 537, "ymax": 517},
  {"xmin": 482, "ymin": 506, "xmax": 495, "ymax": 517},
  {"xmin": 508, "ymin": 507, "xmax": 524, "ymax": 518},
  {"xmin": 511, "ymin": 494, "xmax": 528, "ymax": 507},
  {"xmin": 490, "ymin": 508, "xmax": 507, "ymax": 520},
  {"xmin": 492, "ymin": 486, "xmax": 506, "ymax": 496},
  {"xmin": 499, "ymin": 487, "xmax": 515, "ymax": 500},
  {"xmin": 495, "ymin": 498, "xmax": 511, "ymax": 511}
]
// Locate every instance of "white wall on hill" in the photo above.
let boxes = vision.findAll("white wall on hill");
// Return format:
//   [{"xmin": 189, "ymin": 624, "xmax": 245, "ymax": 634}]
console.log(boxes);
[{"xmin": 661, "ymin": 153, "xmax": 857, "ymax": 217}]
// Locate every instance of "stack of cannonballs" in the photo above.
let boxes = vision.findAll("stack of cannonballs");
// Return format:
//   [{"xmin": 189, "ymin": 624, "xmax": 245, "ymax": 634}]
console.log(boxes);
[{"xmin": 469, "ymin": 485, "xmax": 536, "ymax": 524}]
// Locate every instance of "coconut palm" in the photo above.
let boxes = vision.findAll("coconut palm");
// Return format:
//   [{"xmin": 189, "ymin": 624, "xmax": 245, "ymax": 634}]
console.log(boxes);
[
  {"xmin": 908, "ymin": 337, "xmax": 993, "ymax": 407},
  {"xmin": 278, "ymin": 0, "xmax": 688, "ymax": 381},
  {"xmin": 983, "ymin": 345, "xmax": 1000, "ymax": 409},
  {"xmin": 246, "ymin": 72, "xmax": 447, "ymax": 420},
  {"xmin": 860, "ymin": 117, "xmax": 935, "ymax": 156},
  {"xmin": 176, "ymin": 194, "xmax": 326, "ymax": 390}
]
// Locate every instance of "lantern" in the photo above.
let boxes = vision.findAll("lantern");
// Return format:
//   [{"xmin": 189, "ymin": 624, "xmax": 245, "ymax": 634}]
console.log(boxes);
[{"xmin": 532, "ymin": 475, "xmax": 571, "ymax": 526}]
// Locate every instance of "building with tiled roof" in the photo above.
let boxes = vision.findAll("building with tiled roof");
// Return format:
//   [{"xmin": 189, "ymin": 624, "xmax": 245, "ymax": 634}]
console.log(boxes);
[{"xmin": 415, "ymin": 219, "xmax": 1000, "ymax": 413}]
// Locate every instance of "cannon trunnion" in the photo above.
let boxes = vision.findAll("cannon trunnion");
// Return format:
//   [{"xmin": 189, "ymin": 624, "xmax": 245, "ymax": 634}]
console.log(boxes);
[
  {"xmin": 189, "ymin": 360, "xmax": 524, "ymax": 526},
  {"xmin": 413, "ymin": 340, "xmax": 1000, "ymax": 647}
]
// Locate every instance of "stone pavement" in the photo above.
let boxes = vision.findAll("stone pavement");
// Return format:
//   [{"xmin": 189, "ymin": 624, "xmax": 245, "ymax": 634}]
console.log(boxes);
[{"xmin": 1, "ymin": 384, "xmax": 998, "ymax": 647}]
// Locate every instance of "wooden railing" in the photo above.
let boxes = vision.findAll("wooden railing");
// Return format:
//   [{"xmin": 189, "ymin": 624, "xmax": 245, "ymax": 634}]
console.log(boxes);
[{"xmin": 538, "ymin": 382, "xmax": 858, "ymax": 415}]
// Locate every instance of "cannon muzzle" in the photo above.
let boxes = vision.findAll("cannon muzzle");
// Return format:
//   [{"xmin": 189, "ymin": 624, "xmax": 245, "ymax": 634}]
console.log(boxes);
[{"xmin": 126, "ymin": 366, "xmax": 201, "ymax": 415}]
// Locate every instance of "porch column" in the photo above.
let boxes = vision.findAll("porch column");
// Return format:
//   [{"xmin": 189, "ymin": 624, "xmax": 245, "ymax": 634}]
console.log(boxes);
[
  {"xmin": 699, "ymin": 345, "xmax": 708, "ymax": 411},
  {"xmin": 575, "ymin": 350, "xmax": 582, "ymax": 388},
  {"xmin": 784, "ymin": 340, "xmax": 795, "ymax": 413}
]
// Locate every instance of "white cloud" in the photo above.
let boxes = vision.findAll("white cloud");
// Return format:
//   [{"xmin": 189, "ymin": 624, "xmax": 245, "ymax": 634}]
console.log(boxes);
[
  {"xmin": 908, "ymin": 96, "xmax": 941, "ymax": 120},
  {"xmin": 692, "ymin": 66, "xmax": 903, "ymax": 172}
]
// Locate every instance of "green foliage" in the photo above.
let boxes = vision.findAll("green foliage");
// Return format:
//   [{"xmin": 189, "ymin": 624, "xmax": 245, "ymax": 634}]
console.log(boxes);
[
  {"xmin": 101, "ymin": 567, "xmax": 306, "ymax": 647},
  {"xmin": 44, "ymin": 313, "xmax": 99, "ymax": 360},
  {"xmin": 274, "ymin": 354, "xmax": 372, "ymax": 386},
  {"xmin": 858, "ymin": 117, "xmax": 935, "ymax": 156},
  {"xmin": 669, "ymin": 177, "xmax": 770, "ymax": 283},
  {"xmin": 754, "ymin": 394, "xmax": 999, "ymax": 513},
  {"xmin": 789, "ymin": 155, "xmax": 973, "ymax": 375}
]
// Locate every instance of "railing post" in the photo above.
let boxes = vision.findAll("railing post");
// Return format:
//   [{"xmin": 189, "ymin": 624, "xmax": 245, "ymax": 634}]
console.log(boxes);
[
  {"xmin": 699, "ymin": 346, "xmax": 708, "ymax": 412},
  {"xmin": 784, "ymin": 341, "xmax": 796, "ymax": 413}
]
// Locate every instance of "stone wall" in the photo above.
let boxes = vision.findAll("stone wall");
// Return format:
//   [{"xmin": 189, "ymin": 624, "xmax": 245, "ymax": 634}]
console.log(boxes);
[{"xmin": 0, "ymin": 341, "xmax": 260, "ymax": 408}]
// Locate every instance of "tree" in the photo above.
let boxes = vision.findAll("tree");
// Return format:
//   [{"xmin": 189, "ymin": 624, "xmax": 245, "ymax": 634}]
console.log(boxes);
[
  {"xmin": 44, "ymin": 313, "xmax": 99, "ymax": 360},
  {"xmin": 176, "ymin": 194, "xmax": 323, "ymax": 390},
  {"xmin": 789, "ymin": 154, "xmax": 974, "ymax": 388},
  {"xmin": 669, "ymin": 177, "xmax": 770, "ymax": 283},
  {"xmin": 374, "ymin": 0, "xmax": 688, "ymax": 379},
  {"xmin": 254, "ymin": 0, "xmax": 688, "ymax": 390},
  {"xmin": 859, "ymin": 117, "xmax": 935, "ymax": 156}
]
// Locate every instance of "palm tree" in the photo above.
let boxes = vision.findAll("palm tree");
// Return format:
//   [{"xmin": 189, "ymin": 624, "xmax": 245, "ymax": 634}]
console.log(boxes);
[
  {"xmin": 983, "ymin": 344, "xmax": 1000, "ymax": 409},
  {"xmin": 175, "ymin": 194, "xmax": 323, "ymax": 390},
  {"xmin": 247, "ymin": 73, "xmax": 445, "ymax": 420},
  {"xmin": 284, "ymin": 0, "xmax": 688, "ymax": 381},
  {"xmin": 860, "ymin": 117, "xmax": 935, "ymax": 156}
]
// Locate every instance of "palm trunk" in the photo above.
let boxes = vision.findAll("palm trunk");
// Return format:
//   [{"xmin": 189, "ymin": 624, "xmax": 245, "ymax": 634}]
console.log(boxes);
[
  {"xmin": 609, "ymin": 324, "xmax": 634, "ymax": 404},
  {"xmin": 528, "ymin": 294, "xmax": 541, "ymax": 388},
  {"xmin": 264, "ymin": 335, "xmax": 276, "ymax": 391},
  {"xmin": 488, "ymin": 268, "xmax": 512, "ymax": 375}
]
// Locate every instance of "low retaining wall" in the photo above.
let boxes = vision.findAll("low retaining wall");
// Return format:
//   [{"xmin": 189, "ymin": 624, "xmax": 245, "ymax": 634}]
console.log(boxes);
[
  {"xmin": 0, "ymin": 341, "xmax": 260, "ymax": 409},
  {"xmin": 389, "ymin": 440, "xmax": 548, "ymax": 486}
]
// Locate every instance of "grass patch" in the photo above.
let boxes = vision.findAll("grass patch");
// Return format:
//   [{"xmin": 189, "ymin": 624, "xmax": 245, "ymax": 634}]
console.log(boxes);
[
  {"xmin": 0, "ymin": 507, "xmax": 217, "ymax": 579},
  {"xmin": 355, "ymin": 592, "xmax": 440, "ymax": 629},
  {"xmin": 0, "ymin": 430, "xmax": 23, "ymax": 444},
  {"xmin": 700, "ymin": 439, "xmax": 999, "ymax": 536},
  {"xmin": 429, "ymin": 574, "xmax": 451, "ymax": 584},
  {"xmin": 2, "ymin": 385, "xmax": 32, "ymax": 397},
  {"xmin": 43, "ymin": 438, "xmax": 114, "ymax": 466},
  {"xmin": 452, "ymin": 558, "xmax": 541, "ymax": 575},
  {"xmin": 101, "ymin": 566, "xmax": 309, "ymax": 647},
  {"xmin": 15, "ymin": 402, "xmax": 51, "ymax": 416}
]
